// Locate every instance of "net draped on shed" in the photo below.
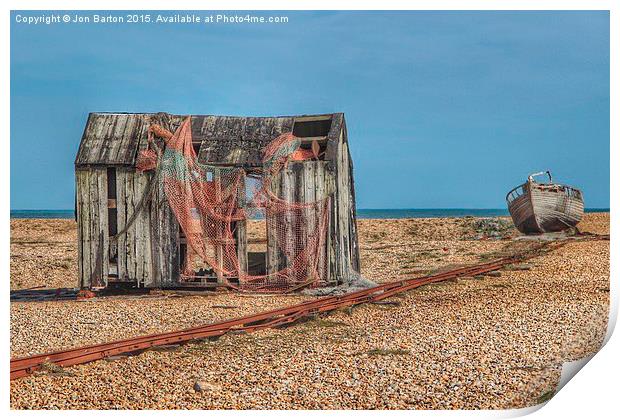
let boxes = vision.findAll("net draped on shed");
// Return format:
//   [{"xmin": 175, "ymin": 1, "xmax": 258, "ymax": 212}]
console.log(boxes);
[{"xmin": 137, "ymin": 116, "xmax": 330, "ymax": 292}]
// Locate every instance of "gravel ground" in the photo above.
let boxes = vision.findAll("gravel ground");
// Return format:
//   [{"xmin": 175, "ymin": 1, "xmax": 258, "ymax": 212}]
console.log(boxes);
[
  {"xmin": 10, "ymin": 219, "xmax": 77, "ymax": 290},
  {"xmin": 10, "ymin": 213, "xmax": 609, "ymax": 409},
  {"xmin": 8, "ymin": 216, "xmax": 521, "ymax": 290},
  {"xmin": 10, "ymin": 293, "xmax": 310, "ymax": 357}
]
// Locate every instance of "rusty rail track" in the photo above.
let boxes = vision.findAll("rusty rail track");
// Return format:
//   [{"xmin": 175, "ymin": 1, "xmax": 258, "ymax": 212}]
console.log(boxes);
[{"xmin": 9, "ymin": 239, "xmax": 582, "ymax": 380}]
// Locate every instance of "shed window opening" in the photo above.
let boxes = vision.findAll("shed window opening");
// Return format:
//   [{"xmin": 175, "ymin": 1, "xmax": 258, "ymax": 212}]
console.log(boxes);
[
  {"xmin": 292, "ymin": 118, "xmax": 331, "ymax": 161},
  {"xmin": 292, "ymin": 117, "xmax": 332, "ymax": 138}
]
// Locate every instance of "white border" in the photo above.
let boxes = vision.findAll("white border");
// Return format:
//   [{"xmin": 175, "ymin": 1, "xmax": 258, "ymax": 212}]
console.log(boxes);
[{"xmin": 2, "ymin": 1, "xmax": 616, "ymax": 419}]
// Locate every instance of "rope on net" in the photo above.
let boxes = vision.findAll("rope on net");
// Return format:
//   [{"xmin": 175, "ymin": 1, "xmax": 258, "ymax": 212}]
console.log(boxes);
[{"xmin": 133, "ymin": 116, "xmax": 331, "ymax": 293}]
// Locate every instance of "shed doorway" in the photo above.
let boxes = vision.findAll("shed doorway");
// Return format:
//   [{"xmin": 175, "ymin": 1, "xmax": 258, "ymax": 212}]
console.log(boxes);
[{"xmin": 245, "ymin": 172, "xmax": 267, "ymax": 277}]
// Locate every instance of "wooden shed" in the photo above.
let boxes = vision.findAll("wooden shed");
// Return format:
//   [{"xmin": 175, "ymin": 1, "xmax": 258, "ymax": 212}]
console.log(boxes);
[{"xmin": 74, "ymin": 112, "xmax": 360, "ymax": 291}]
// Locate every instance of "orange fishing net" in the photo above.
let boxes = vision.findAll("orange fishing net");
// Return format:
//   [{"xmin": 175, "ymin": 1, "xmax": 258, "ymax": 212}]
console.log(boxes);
[{"xmin": 138, "ymin": 116, "xmax": 329, "ymax": 292}]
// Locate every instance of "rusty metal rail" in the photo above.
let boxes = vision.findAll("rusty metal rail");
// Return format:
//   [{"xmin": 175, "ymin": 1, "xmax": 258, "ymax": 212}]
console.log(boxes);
[{"xmin": 10, "ymin": 240, "xmax": 575, "ymax": 380}]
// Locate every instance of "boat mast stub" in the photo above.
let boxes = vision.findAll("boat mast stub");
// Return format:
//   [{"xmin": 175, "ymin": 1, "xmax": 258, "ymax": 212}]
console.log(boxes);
[{"xmin": 528, "ymin": 171, "xmax": 553, "ymax": 184}]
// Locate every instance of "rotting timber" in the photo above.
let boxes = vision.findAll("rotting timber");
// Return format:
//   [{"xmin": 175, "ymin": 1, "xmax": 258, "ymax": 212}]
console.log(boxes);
[
  {"xmin": 12, "ymin": 236, "xmax": 609, "ymax": 381},
  {"xmin": 75, "ymin": 113, "xmax": 360, "ymax": 293},
  {"xmin": 506, "ymin": 171, "xmax": 584, "ymax": 235}
]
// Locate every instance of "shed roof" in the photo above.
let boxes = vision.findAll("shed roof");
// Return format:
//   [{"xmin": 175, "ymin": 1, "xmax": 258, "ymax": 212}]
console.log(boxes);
[{"xmin": 75, "ymin": 112, "xmax": 345, "ymax": 168}]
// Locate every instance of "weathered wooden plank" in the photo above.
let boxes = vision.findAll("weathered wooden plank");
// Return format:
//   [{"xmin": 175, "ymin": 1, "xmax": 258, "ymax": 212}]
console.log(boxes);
[
  {"xmin": 116, "ymin": 169, "xmax": 128, "ymax": 281},
  {"xmin": 76, "ymin": 170, "xmax": 90, "ymax": 288},
  {"xmin": 124, "ymin": 172, "xmax": 137, "ymax": 281},
  {"xmin": 195, "ymin": 116, "xmax": 296, "ymax": 166},
  {"xmin": 341, "ymin": 141, "xmax": 351, "ymax": 279},
  {"xmin": 111, "ymin": 166, "xmax": 179, "ymax": 287},
  {"xmin": 298, "ymin": 163, "xmax": 311, "ymax": 281},
  {"xmin": 332, "ymin": 131, "xmax": 354, "ymax": 283},
  {"xmin": 346, "ymin": 156, "xmax": 361, "ymax": 270},
  {"xmin": 236, "ymin": 175, "xmax": 248, "ymax": 276},
  {"xmin": 212, "ymin": 168, "xmax": 225, "ymax": 285},
  {"xmin": 76, "ymin": 171, "xmax": 84, "ymax": 287},
  {"xmin": 305, "ymin": 162, "xmax": 317, "ymax": 240},
  {"xmin": 336, "ymin": 141, "xmax": 345, "ymax": 281},
  {"xmin": 327, "ymin": 174, "xmax": 337, "ymax": 285},
  {"xmin": 87, "ymin": 114, "xmax": 111, "ymax": 165},
  {"xmin": 96, "ymin": 114, "xmax": 124, "ymax": 164},
  {"xmin": 342, "ymin": 122, "xmax": 360, "ymax": 273},
  {"xmin": 314, "ymin": 163, "xmax": 328, "ymax": 283},
  {"xmin": 266, "ymin": 170, "xmax": 282, "ymax": 277},
  {"xmin": 79, "ymin": 168, "xmax": 109, "ymax": 289},
  {"xmin": 76, "ymin": 114, "xmax": 147, "ymax": 167},
  {"xmin": 166, "ymin": 201, "xmax": 180, "ymax": 286},
  {"xmin": 162, "ymin": 189, "xmax": 180, "ymax": 286},
  {"xmin": 133, "ymin": 172, "xmax": 144, "ymax": 284},
  {"xmin": 282, "ymin": 167, "xmax": 295, "ymax": 273},
  {"xmin": 78, "ymin": 113, "xmax": 341, "ymax": 168},
  {"xmin": 134, "ymin": 172, "xmax": 145, "ymax": 284},
  {"xmin": 88, "ymin": 169, "xmax": 99, "ymax": 286},
  {"xmin": 149, "ymin": 171, "xmax": 180, "ymax": 287},
  {"xmin": 98, "ymin": 169, "xmax": 110, "ymax": 288},
  {"xmin": 133, "ymin": 172, "xmax": 152, "ymax": 286},
  {"xmin": 324, "ymin": 113, "xmax": 343, "ymax": 170},
  {"xmin": 142, "ymin": 173, "xmax": 153, "ymax": 286},
  {"xmin": 149, "ymin": 178, "xmax": 162, "ymax": 287},
  {"xmin": 75, "ymin": 172, "xmax": 83, "ymax": 287}
]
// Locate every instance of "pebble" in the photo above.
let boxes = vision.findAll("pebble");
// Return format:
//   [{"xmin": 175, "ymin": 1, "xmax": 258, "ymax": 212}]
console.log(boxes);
[
  {"xmin": 507, "ymin": 264, "xmax": 532, "ymax": 271},
  {"xmin": 9, "ymin": 214, "xmax": 610, "ymax": 409},
  {"xmin": 193, "ymin": 381, "xmax": 221, "ymax": 393}
]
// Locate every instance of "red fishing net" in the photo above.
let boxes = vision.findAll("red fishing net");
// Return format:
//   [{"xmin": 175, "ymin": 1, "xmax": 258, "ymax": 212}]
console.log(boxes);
[{"xmin": 138, "ymin": 116, "xmax": 330, "ymax": 292}]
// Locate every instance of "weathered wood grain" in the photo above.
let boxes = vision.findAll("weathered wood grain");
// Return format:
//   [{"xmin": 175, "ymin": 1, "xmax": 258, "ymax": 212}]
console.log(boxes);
[
  {"xmin": 76, "ymin": 112, "xmax": 360, "ymax": 290},
  {"xmin": 508, "ymin": 180, "xmax": 584, "ymax": 234},
  {"xmin": 114, "ymin": 169, "xmax": 153, "ymax": 286},
  {"xmin": 75, "ymin": 169, "xmax": 109, "ymax": 288},
  {"xmin": 75, "ymin": 113, "xmax": 150, "ymax": 167},
  {"xmin": 236, "ymin": 176, "xmax": 248, "ymax": 276}
]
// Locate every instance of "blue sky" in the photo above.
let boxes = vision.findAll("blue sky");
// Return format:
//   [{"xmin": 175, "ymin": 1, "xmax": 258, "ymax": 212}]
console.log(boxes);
[{"xmin": 10, "ymin": 11, "xmax": 609, "ymax": 209}]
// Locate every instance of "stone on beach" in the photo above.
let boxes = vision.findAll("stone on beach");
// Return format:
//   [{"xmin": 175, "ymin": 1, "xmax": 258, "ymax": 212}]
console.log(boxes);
[{"xmin": 9, "ymin": 213, "xmax": 609, "ymax": 409}]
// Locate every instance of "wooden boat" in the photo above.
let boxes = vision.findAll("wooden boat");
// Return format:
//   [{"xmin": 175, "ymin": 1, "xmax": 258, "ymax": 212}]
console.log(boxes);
[{"xmin": 506, "ymin": 171, "xmax": 584, "ymax": 234}]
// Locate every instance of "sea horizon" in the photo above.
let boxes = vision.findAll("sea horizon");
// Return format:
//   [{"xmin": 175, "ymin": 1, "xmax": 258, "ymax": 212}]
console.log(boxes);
[{"xmin": 10, "ymin": 208, "xmax": 611, "ymax": 220}]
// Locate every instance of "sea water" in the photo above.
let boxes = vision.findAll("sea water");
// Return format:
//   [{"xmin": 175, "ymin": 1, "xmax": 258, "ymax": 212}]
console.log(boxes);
[{"xmin": 10, "ymin": 208, "xmax": 609, "ymax": 220}]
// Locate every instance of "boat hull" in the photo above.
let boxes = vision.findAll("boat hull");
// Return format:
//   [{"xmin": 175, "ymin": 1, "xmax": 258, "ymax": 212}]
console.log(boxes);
[{"xmin": 507, "ymin": 182, "xmax": 584, "ymax": 234}]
